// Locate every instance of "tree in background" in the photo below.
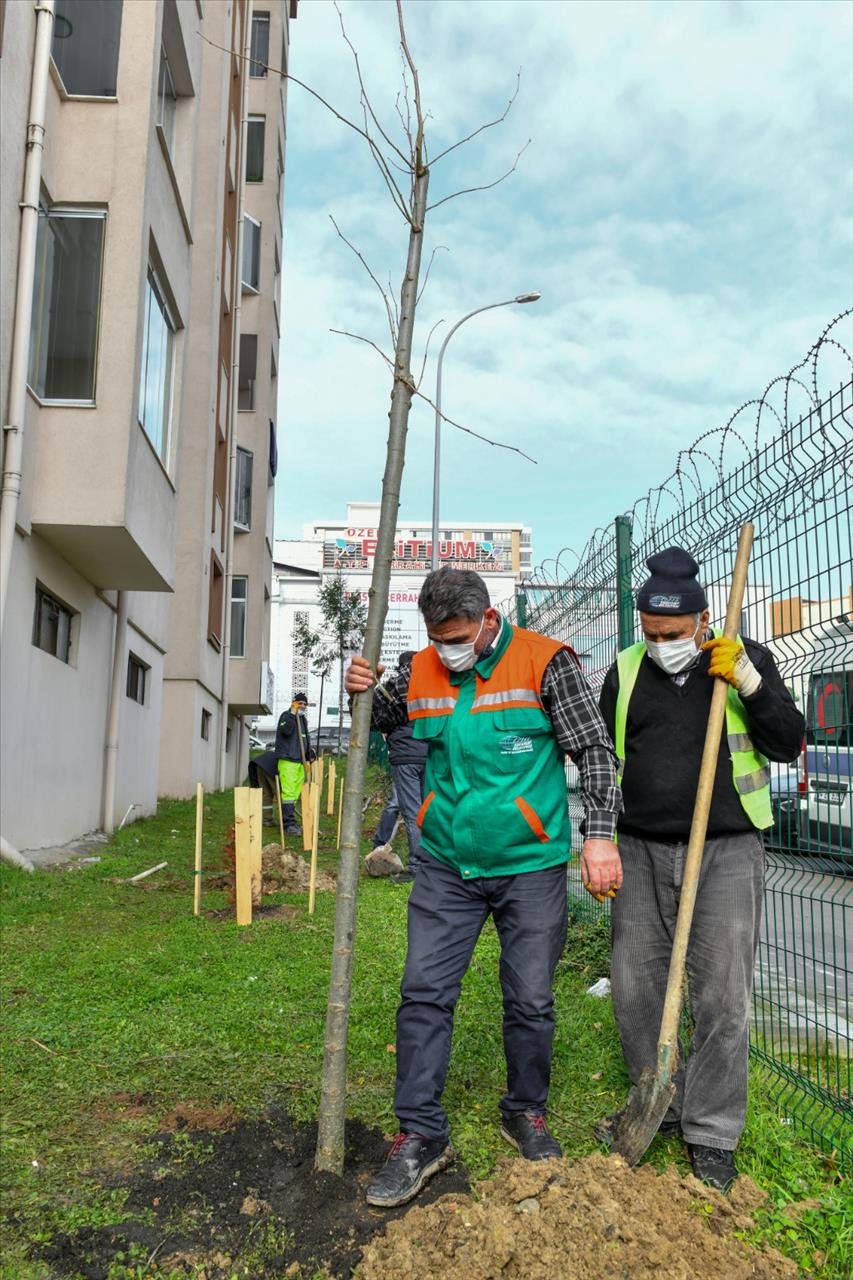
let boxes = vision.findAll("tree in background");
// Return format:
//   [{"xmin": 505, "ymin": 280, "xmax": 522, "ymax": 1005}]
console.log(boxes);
[
  {"xmin": 291, "ymin": 614, "xmax": 336, "ymax": 752},
  {"xmin": 293, "ymin": 576, "xmax": 367, "ymax": 754}
]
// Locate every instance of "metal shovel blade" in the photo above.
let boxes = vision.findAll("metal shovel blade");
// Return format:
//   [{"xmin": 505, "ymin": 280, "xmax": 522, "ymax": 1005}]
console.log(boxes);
[{"xmin": 610, "ymin": 1067, "xmax": 676, "ymax": 1166}]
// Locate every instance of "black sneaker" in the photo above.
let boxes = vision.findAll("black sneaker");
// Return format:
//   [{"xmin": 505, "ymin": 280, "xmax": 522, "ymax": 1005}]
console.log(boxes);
[
  {"xmin": 594, "ymin": 1110, "xmax": 681, "ymax": 1144},
  {"xmin": 688, "ymin": 1143, "xmax": 737, "ymax": 1192},
  {"xmin": 365, "ymin": 1133, "xmax": 455, "ymax": 1208},
  {"xmin": 501, "ymin": 1112, "xmax": 562, "ymax": 1160},
  {"xmin": 390, "ymin": 870, "xmax": 415, "ymax": 885}
]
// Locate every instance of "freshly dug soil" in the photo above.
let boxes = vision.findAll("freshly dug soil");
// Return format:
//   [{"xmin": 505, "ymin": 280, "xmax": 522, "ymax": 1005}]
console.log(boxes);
[
  {"xmin": 357, "ymin": 1152, "xmax": 798, "ymax": 1280},
  {"xmin": 37, "ymin": 1107, "xmax": 469, "ymax": 1279},
  {"xmin": 261, "ymin": 843, "xmax": 336, "ymax": 893}
]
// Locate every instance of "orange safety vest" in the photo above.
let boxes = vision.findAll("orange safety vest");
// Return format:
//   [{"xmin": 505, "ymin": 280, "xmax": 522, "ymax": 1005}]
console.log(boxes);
[{"xmin": 407, "ymin": 622, "xmax": 575, "ymax": 878}]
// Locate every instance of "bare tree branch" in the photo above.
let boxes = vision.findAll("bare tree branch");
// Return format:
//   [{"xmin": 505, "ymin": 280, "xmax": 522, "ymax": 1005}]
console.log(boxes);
[
  {"xmin": 397, "ymin": 0, "xmax": 425, "ymax": 183},
  {"xmin": 198, "ymin": 30, "xmax": 413, "ymax": 225},
  {"xmin": 334, "ymin": 0, "xmax": 410, "ymax": 165},
  {"xmin": 415, "ymin": 318, "xmax": 445, "ymax": 389},
  {"xmin": 330, "ymin": 329, "xmax": 394, "ymax": 368},
  {"xmin": 329, "ymin": 327, "xmax": 536, "ymax": 463},
  {"xmin": 415, "ymin": 389, "xmax": 538, "ymax": 463},
  {"xmin": 329, "ymin": 215, "xmax": 398, "ymax": 347},
  {"xmin": 417, "ymin": 244, "xmax": 449, "ymax": 305},
  {"xmin": 427, "ymin": 139, "xmax": 531, "ymax": 212},
  {"xmin": 430, "ymin": 69, "xmax": 522, "ymax": 165},
  {"xmin": 355, "ymin": 97, "xmax": 413, "ymax": 220},
  {"xmin": 388, "ymin": 274, "xmax": 401, "ymax": 336}
]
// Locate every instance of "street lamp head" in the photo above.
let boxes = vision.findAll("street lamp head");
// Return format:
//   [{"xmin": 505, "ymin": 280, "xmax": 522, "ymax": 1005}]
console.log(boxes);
[{"xmin": 514, "ymin": 292, "xmax": 541, "ymax": 304}]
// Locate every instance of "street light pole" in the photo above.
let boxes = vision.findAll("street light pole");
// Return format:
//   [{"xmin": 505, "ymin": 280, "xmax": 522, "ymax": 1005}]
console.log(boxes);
[{"xmin": 431, "ymin": 292, "xmax": 541, "ymax": 571}]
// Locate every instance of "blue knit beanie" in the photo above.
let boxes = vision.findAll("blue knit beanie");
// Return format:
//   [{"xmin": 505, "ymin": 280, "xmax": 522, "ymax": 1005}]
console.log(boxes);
[{"xmin": 636, "ymin": 546, "xmax": 708, "ymax": 615}]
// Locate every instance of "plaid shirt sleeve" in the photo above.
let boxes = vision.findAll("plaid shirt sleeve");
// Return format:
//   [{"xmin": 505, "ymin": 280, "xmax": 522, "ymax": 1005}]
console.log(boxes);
[
  {"xmin": 348, "ymin": 664, "xmax": 411, "ymax": 733},
  {"xmin": 540, "ymin": 648, "xmax": 623, "ymax": 842}
]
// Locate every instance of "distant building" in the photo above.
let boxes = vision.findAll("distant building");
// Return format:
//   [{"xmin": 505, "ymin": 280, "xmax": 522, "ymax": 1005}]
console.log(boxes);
[
  {"xmin": 0, "ymin": 0, "xmax": 296, "ymax": 851},
  {"xmin": 257, "ymin": 502, "xmax": 532, "ymax": 745}
]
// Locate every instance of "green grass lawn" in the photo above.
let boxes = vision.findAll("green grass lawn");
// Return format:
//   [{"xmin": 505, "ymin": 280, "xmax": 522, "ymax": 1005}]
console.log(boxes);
[{"xmin": 1, "ymin": 768, "xmax": 849, "ymax": 1278}]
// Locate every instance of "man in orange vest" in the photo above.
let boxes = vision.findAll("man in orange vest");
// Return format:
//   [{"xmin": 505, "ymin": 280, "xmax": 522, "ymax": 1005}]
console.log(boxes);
[{"xmin": 345, "ymin": 567, "xmax": 622, "ymax": 1207}]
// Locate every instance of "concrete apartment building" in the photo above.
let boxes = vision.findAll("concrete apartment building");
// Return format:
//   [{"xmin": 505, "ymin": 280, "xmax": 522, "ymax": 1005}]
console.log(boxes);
[{"xmin": 0, "ymin": 0, "xmax": 295, "ymax": 854}]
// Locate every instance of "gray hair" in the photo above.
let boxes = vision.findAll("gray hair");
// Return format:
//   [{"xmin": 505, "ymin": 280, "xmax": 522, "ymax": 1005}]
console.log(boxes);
[{"xmin": 419, "ymin": 568, "xmax": 490, "ymax": 626}]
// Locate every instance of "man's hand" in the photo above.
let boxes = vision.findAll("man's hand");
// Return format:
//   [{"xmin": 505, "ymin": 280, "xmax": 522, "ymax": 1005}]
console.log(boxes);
[
  {"xmin": 344, "ymin": 655, "xmax": 385, "ymax": 696},
  {"xmin": 580, "ymin": 839, "xmax": 622, "ymax": 900},
  {"xmin": 701, "ymin": 637, "xmax": 761, "ymax": 696}
]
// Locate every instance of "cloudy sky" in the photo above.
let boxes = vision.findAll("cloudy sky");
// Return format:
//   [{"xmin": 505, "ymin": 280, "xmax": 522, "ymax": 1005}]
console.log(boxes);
[{"xmin": 275, "ymin": 0, "xmax": 852, "ymax": 567}]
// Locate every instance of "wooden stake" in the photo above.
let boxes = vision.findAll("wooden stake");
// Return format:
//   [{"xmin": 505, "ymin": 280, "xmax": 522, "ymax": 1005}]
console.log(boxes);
[
  {"xmin": 193, "ymin": 782, "xmax": 203, "ymax": 916},
  {"xmin": 326, "ymin": 760, "xmax": 337, "ymax": 816},
  {"xmin": 234, "ymin": 787, "xmax": 253, "ymax": 926},
  {"xmin": 301, "ymin": 781, "xmax": 313, "ymax": 853},
  {"xmin": 274, "ymin": 773, "xmax": 285, "ymax": 849},
  {"xmin": 308, "ymin": 780, "xmax": 321, "ymax": 914},
  {"xmin": 249, "ymin": 786, "xmax": 263, "ymax": 907},
  {"xmin": 336, "ymin": 777, "xmax": 344, "ymax": 850}
]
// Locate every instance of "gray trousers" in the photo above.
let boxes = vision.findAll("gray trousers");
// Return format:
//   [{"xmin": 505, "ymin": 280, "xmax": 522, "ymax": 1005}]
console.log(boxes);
[{"xmin": 611, "ymin": 830, "xmax": 764, "ymax": 1150}]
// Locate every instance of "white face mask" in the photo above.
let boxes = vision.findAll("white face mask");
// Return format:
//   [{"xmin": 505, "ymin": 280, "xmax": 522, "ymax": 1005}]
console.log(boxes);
[
  {"xmin": 645, "ymin": 624, "xmax": 702, "ymax": 675},
  {"xmin": 434, "ymin": 616, "xmax": 486, "ymax": 672}
]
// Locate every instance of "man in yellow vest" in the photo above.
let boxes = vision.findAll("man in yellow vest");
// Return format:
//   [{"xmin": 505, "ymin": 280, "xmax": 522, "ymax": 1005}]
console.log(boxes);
[
  {"xmin": 598, "ymin": 546, "xmax": 804, "ymax": 1191},
  {"xmin": 345, "ymin": 567, "xmax": 622, "ymax": 1207}
]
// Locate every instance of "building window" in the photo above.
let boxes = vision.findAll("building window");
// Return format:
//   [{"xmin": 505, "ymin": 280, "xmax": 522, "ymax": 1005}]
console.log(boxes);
[
  {"xmin": 32, "ymin": 586, "xmax": 73, "ymax": 664},
  {"xmin": 138, "ymin": 267, "xmax": 175, "ymax": 463},
  {"xmin": 238, "ymin": 333, "xmax": 257, "ymax": 410},
  {"xmin": 292, "ymin": 610, "xmax": 309, "ymax": 689},
  {"xmin": 270, "ymin": 344, "xmax": 277, "ymax": 381},
  {"xmin": 126, "ymin": 653, "xmax": 148, "ymax": 704},
  {"xmin": 208, "ymin": 552, "xmax": 224, "ymax": 650},
  {"xmin": 226, "ymin": 725, "xmax": 232, "ymax": 753},
  {"xmin": 28, "ymin": 207, "xmax": 106, "ymax": 403},
  {"xmin": 235, "ymin": 447, "xmax": 253, "ymax": 529},
  {"xmin": 246, "ymin": 115, "xmax": 265, "ymax": 182},
  {"xmin": 249, "ymin": 11, "xmax": 269, "ymax": 77},
  {"xmin": 157, "ymin": 46, "xmax": 177, "ymax": 154},
  {"xmin": 52, "ymin": 0, "xmax": 123, "ymax": 97},
  {"xmin": 201, "ymin": 709, "xmax": 211, "ymax": 740},
  {"xmin": 242, "ymin": 216, "xmax": 261, "ymax": 292},
  {"xmin": 231, "ymin": 577, "xmax": 248, "ymax": 658}
]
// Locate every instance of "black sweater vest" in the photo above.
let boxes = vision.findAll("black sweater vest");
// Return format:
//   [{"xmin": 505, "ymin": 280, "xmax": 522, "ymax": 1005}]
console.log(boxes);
[{"xmin": 618, "ymin": 658, "xmax": 753, "ymax": 841}]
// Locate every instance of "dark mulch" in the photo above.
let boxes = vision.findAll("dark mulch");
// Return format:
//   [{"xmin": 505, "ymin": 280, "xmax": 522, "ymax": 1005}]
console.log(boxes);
[{"xmin": 37, "ymin": 1105, "xmax": 470, "ymax": 1278}]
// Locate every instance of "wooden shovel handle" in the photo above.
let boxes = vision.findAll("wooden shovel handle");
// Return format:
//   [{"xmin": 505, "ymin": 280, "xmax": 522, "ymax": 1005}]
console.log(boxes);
[{"xmin": 656, "ymin": 523, "xmax": 754, "ymax": 1072}]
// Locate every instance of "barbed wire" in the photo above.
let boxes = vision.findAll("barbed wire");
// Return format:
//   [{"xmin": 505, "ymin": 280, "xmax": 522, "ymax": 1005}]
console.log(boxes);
[{"xmin": 515, "ymin": 309, "xmax": 853, "ymax": 631}]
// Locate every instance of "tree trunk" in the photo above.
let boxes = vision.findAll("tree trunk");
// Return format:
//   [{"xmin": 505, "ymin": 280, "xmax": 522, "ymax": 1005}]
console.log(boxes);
[
  {"xmin": 337, "ymin": 650, "xmax": 345, "ymax": 756},
  {"xmin": 314, "ymin": 164, "xmax": 429, "ymax": 1173},
  {"xmin": 317, "ymin": 670, "xmax": 325, "ymax": 756}
]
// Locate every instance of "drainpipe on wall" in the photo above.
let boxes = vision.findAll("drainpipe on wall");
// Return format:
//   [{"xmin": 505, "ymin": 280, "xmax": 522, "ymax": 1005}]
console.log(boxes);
[
  {"xmin": 0, "ymin": 835, "xmax": 35, "ymax": 873},
  {"xmin": 102, "ymin": 591, "xmax": 129, "ymax": 834},
  {"xmin": 0, "ymin": 0, "xmax": 55, "ymax": 637},
  {"xmin": 217, "ymin": 1, "xmax": 251, "ymax": 790}
]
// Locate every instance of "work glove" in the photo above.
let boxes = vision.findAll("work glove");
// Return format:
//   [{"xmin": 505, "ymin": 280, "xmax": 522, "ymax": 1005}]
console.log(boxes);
[{"xmin": 701, "ymin": 637, "xmax": 762, "ymax": 696}]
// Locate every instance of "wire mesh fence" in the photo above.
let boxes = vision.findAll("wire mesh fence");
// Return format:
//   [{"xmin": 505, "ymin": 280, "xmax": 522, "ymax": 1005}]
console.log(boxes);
[{"xmin": 509, "ymin": 311, "xmax": 852, "ymax": 1164}]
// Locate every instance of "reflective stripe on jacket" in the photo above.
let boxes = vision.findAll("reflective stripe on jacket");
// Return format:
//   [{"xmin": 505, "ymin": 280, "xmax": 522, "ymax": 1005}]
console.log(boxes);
[{"xmin": 408, "ymin": 620, "xmax": 574, "ymax": 877}]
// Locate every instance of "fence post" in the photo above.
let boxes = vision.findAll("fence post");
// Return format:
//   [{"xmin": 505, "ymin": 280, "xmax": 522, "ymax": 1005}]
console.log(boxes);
[
  {"xmin": 615, "ymin": 514, "xmax": 634, "ymax": 651},
  {"xmin": 516, "ymin": 589, "xmax": 528, "ymax": 629}
]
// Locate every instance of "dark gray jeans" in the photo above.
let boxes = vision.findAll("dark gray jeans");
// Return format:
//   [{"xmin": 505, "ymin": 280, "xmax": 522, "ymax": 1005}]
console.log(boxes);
[
  {"xmin": 394, "ymin": 849, "xmax": 569, "ymax": 1143},
  {"xmin": 611, "ymin": 830, "xmax": 765, "ymax": 1150}
]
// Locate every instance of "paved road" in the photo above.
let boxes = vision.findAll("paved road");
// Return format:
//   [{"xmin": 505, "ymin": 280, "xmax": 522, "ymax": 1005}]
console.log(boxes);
[{"xmin": 754, "ymin": 851, "xmax": 851, "ymax": 1056}]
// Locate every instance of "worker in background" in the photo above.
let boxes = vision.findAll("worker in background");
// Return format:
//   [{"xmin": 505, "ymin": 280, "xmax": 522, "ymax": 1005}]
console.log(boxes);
[
  {"xmin": 381, "ymin": 650, "xmax": 428, "ymax": 885},
  {"xmin": 345, "ymin": 567, "xmax": 622, "ymax": 1208},
  {"xmin": 274, "ymin": 692, "xmax": 315, "ymax": 835},
  {"xmin": 597, "ymin": 547, "xmax": 805, "ymax": 1191}
]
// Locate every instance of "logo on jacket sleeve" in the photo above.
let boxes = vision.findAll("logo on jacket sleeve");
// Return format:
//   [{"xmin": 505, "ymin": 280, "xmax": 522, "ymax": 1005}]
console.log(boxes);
[{"xmin": 499, "ymin": 734, "xmax": 534, "ymax": 756}]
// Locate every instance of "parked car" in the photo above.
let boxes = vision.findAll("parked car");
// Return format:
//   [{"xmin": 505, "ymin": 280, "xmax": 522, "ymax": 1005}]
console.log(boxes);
[
  {"xmin": 802, "ymin": 666, "xmax": 852, "ymax": 862},
  {"xmin": 769, "ymin": 762, "xmax": 805, "ymax": 853}
]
